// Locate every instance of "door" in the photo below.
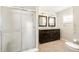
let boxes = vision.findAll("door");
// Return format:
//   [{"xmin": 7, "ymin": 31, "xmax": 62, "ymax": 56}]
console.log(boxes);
[
  {"xmin": 1, "ymin": 7, "xmax": 21, "ymax": 52},
  {"xmin": 21, "ymin": 11, "xmax": 36, "ymax": 50}
]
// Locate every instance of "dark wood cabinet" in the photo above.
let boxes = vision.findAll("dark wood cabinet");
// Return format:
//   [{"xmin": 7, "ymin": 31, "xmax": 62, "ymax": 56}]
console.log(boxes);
[{"xmin": 39, "ymin": 29, "xmax": 60, "ymax": 44}]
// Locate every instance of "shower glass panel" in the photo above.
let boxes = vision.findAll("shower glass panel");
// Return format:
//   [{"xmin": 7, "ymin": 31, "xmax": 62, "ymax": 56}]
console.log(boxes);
[
  {"xmin": 0, "ymin": 7, "xmax": 2, "ymax": 51},
  {"xmin": 0, "ymin": 32, "xmax": 1, "ymax": 52},
  {"xmin": 21, "ymin": 11, "xmax": 36, "ymax": 50},
  {"xmin": 1, "ymin": 7, "xmax": 36, "ymax": 52},
  {"xmin": 1, "ymin": 7, "xmax": 21, "ymax": 52}
]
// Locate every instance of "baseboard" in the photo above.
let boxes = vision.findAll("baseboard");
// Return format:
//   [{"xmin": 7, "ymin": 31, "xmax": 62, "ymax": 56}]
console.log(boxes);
[{"xmin": 22, "ymin": 48, "xmax": 39, "ymax": 52}]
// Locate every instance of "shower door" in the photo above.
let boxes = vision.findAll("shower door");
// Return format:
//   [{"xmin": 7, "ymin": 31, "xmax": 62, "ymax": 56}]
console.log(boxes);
[
  {"xmin": 1, "ymin": 7, "xmax": 22, "ymax": 52},
  {"xmin": 21, "ymin": 11, "xmax": 36, "ymax": 50},
  {"xmin": 1, "ymin": 7, "xmax": 36, "ymax": 52}
]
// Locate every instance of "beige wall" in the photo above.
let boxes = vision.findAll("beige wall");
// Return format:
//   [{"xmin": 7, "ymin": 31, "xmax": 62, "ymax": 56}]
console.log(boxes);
[
  {"xmin": 56, "ymin": 7, "xmax": 74, "ymax": 41},
  {"xmin": 73, "ymin": 6, "xmax": 79, "ymax": 40}
]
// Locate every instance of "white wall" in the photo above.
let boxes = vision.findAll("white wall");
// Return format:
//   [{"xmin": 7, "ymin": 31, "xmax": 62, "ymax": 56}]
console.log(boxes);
[{"xmin": 56, "ymin": 7, "xmax": 73, "ymax": 41}]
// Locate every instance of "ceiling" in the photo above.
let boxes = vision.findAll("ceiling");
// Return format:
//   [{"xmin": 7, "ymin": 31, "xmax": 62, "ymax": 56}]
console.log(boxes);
[
  {"xmin": 9, "ymin": 6, "xmax": 71, "ymax": 13},
  {"xmin": 9, "ymin": 6, "xmax": 37, "ymax": 11},
  {"xmin": 38, "ymin": 6, "xmax": 71, "ymax": 13}
]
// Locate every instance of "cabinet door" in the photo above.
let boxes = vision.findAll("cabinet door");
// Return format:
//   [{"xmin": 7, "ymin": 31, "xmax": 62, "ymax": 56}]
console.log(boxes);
[
  {"xmin": 21, "ymin": 11, "xmax": 36, "ymax": 50},
  {"xmin": 2, "ymin": 7, "xmax": 21, "ymax": 52}
]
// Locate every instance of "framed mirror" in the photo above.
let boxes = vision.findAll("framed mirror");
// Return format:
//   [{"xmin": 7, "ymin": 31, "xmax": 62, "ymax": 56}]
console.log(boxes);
[
  {"xmin": 38, "ymin": 15, "xmax": 47, "ymax": 27},
  {"xmin": 48, "ymin": 17, "xmax": 56, "ymax": 27}
]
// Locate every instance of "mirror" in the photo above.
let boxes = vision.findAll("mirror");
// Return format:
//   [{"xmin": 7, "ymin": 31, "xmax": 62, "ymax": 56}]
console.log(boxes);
[
  {"xmin": 38, "ymin": 15, "xmax": 47, "ymax": 27},
  {"xmin": 48, "ymin": 17, "xmax": 56, "ymax": 27}
]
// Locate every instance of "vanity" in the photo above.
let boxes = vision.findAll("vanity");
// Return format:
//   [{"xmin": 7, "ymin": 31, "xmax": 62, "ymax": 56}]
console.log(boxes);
[
  {"xmin": 39, "ymin": 29, "xmax": 60, "ymax": 44},
  {"xmin": 38, "ymin": 15, "xmax": 60, "ymax": 44}
]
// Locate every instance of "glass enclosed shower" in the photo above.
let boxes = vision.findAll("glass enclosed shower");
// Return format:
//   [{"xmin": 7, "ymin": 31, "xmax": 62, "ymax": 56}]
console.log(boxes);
[{"xmin": 0, "ymin": 6, "xmax": 37, "ymax": 52}]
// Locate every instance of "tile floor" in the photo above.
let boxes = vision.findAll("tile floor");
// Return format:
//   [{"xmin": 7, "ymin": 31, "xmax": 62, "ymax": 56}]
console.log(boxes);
[{"xmin": 39, "ymin": 39, "xmax": 77, "ymax": 52}]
